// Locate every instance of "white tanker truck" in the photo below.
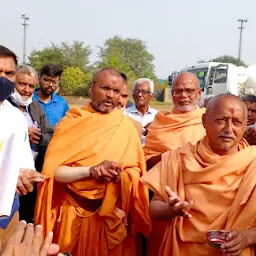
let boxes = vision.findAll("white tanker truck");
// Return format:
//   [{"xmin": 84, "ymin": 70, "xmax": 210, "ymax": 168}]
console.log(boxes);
[{"xmin": 180, "ymin": 62, "xmax": 256, "ymax": 97}]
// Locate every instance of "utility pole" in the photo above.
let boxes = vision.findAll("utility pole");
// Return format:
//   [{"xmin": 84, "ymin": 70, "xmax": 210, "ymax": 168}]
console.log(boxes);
[
  {"xmin": 237, "ymin": 19, "xmax": 247, "ymax": 61},
  {"xmin": 21, "ymin": 14, "xmax": 29, "ymax": 64}
]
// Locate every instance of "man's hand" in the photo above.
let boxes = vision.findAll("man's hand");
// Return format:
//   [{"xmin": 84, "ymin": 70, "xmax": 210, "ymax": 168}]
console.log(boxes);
[
  {"xmin": 244, "ymin": 128, "xmax": 256, "ymax": 145},
  {"xmin": 28, "ymin": 127, "xmax": 41, "ymax": 144},
  {"xmin": 142, "ymin": 122, "xmax": 151, "ymax": 136},
  {"xmin": 90, "ymin": 161, "xmax": 122, "ymax": 182},
  {"xmin": 220, "ymin": 230, "xmax": 249, "ymax": 256},
  {"xmin": 16, "ymin": 169, "xmax": 45, "ymax": 196},
  {"xmin": 165, "ymin": 186, "xmax": 194, "ymax": 218},
  {"xmin": 1, "ymin": 221, "xmax": 64, "ymax": 256}
]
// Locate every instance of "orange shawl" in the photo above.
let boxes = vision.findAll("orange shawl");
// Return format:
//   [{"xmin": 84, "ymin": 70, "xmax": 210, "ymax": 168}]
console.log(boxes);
[
  {"xmin": 144, "ymin": 107, "xmax": 206, "ymax": 161},
  {"xmin": 141, "ymin": 137, "xmax": 256, "ymax": 256},
  {"xmin": 35, "ymin": 105, "xmax": 151, "ymax": 255}
]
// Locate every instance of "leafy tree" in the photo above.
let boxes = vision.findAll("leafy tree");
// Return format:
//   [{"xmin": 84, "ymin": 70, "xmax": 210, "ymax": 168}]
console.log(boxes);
[
  {"xmin": 98, "ymin": 36, "xmax": 156, "ymax": 79},
  {"xmin": 61, "ymin": 67, "xmax": 86, "ymax": 95},
  {"xmin": 29, "ymin": 41, "xmax": 91, "ymax": 71},
  {"xmin": 60, "ymin": 41, "xmax": 92, "ymax": 70},
  {"xmin": 212, "ymin": 55, "xmax": 247, "ymax": 67},
  {"xmin": 29, "ymin": 44, "xmax": 66, "ymax": 71},
  {"xmin": 98, "ymin": 49, "xmax": 136, "ymax": 86}
]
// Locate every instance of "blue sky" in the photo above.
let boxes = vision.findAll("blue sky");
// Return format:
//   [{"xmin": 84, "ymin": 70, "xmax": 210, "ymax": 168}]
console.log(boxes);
[{"xmin": 1, "ymin": 0, "xmax": 255, "ymax": 79}]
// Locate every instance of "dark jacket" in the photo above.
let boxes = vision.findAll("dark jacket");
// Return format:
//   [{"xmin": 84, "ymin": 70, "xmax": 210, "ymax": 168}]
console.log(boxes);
[
  {"xmin": 8, "ymin": 97, "xmax": 54, "ymax": 222},
  {"xmin": 28, "ymin": 101, "xmax": 54, "ymax": 148}
]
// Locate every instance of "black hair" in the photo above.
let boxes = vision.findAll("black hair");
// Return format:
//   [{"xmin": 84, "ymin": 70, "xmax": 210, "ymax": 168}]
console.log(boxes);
[
  {"xmin": 0, "ymin": 45, "xmax": 18, "ymax": 65},
  {"xmin": 242, "ymin": 94, "xmax": 256, "ymax": 103},
  {"xmin": 40, "ymin": 64, "xmax": 63, "ymax": 77}
]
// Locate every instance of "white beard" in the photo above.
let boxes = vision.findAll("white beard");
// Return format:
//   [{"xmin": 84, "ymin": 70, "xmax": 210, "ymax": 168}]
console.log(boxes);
[{"xmin": 175, "ymin": 104, "xmax": 196, "ymax": 113}]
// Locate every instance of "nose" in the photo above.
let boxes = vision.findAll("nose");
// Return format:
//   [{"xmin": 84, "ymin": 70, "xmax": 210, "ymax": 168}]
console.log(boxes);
[
  {"xmin": 180, "ymin": 90, "xmax": 189, "ymax": 97},
  {"xmin": 106, "ymin": 89, "xmax": 114, "ymax": 98},
  {"xmin": 225, "ymin": 119, "xmax": 233, "ymax": 133},
  {"xmin": 23, "ymin": 84, "xmax": 30, "ymax": 93}
]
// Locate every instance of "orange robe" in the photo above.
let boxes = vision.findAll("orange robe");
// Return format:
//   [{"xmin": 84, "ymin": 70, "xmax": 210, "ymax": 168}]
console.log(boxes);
[
  {"xmin": 144, "ymin": 107, "xmax": 206, "ymax": 161},
  {"xmin": 141, "ymin": 136, "xmax": 256, "ymax": 256},
  {"xmin": 143, "ymin": 107, "xmax": 206, "ymax": 255},
  {"xmin": 34, "ymin": 104, "xmax": 151, "ymax": 256}
]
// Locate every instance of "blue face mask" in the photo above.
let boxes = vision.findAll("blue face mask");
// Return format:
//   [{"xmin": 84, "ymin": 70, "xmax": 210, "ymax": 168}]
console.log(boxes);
[{"xmin": 0, "ymin": 77, "xmax": 14, "ymax": 101}]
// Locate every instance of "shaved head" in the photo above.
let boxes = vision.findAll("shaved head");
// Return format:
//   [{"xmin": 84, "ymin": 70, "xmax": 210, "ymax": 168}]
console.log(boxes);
[
  {"xmin": 172, "ymin": 72, "xmax": 199, "ymax": 89},
  {"xmin": 205, "ymin": 94, "xmax": 247, "ymax": 117},
  {"xmin": 203, "ymin": 94, "xmax": 247, "ymax": 155},
  {"xmin": 171, "ymin": 72, "xmax": 201, "ymax": 113}
]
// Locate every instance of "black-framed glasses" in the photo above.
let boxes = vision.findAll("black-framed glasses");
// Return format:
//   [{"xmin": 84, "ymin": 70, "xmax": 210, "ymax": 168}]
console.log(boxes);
[
  {"xmin": 172, "ymin": 88, "xmax": 197, "ymax": 96},
  {"xmin": 42, "ymin": 77, "xmax": 60, "ymax": 86},
  {"xmin": 133, "ymin": 89, "xmax": 151, "ymax": 95}
]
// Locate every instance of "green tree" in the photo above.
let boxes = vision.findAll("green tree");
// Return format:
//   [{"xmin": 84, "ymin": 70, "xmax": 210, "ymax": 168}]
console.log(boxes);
[
  {"xmin": 60, "ymin": 41, "xmax": 92, "ymax": 70},
  {"xmin": 198, "ymin": 55, "xmax": 247, "ymax": 67},
  {"xmin": 98, "ymin": 36, "xmax": 156, "ymax": 79},
  {"xmin": 29, "ymin": 41, "xmax": 92, "ymax": 71},
  {"xmin": 212, "ymin": 55, "xmax": 247, "ymax": 67},
  {"xmin": 29, "ymin": 43, "xmax": 66, "ymax": 71},
  {"xmin": 98, "ymin": 49, "xmax": 137, "ymax": 85},
  {"xmin": 61, "ymin": 67, "xmax": 86, "ymax": 95}
]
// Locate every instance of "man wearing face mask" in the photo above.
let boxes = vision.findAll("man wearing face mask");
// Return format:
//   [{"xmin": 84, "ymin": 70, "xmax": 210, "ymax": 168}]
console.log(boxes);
[
  {"xmin": 0, "ymin": 46, "xmax": 38, "ymax": 247},
  {"xmin": 8, "ymin": 65, "xmax": 54, "ymax": 223}
]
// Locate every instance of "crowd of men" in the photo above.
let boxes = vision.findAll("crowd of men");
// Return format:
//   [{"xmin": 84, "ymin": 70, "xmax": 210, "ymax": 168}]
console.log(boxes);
[{"xmin": 0, "ymin": 44, "xmax": 256, "ymax": 256}]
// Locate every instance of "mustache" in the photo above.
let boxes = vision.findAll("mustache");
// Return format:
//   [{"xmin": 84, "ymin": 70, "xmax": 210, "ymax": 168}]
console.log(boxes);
[{"xmin": 218, "ymin": 132, "xmax": 236, "ymax": 140}]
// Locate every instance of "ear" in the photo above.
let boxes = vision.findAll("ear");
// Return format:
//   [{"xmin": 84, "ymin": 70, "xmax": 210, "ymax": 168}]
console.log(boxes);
[{"xmin": 202, "ymin": 113, "xmax": 207, "ymax": 129}]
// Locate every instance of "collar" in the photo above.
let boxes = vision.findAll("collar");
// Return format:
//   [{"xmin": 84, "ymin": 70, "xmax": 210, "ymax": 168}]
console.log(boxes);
[
  {"xmin": 130, "ymin": 104, "xmax": 154, "ymax": 114},
  {"xmin": 34, "ymin": 88, "xmax": 58, "ymax": 103}
]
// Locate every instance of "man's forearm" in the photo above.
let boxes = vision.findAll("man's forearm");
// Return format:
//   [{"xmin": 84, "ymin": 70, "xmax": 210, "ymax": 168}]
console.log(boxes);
[
  {"xmin": 55, "ymin": 165, "xmax": 91, "ymax": 183},
  {"xmin": 149, "ymin": 199, "xmax": 175, "ymax": 221}
]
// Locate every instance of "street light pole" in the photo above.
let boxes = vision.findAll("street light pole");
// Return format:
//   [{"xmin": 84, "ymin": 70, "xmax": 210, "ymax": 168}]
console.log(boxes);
[
  {"xmin": 21, "ymin": 14, "xmax": 29, "ymax": 64},
  {"xmin": 237, "ymin": 19, "xmax": 247, "ymax": 61}
]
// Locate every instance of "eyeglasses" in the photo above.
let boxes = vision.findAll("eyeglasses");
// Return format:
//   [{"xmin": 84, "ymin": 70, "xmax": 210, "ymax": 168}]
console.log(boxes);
[
  {"xmin": 172, "ymin": 88, "xmax": 197, "ymax": 96},
  {"xmin": 133, "ymin": 89, "xmax": 151, "ymax": 95},
  {"xmin": 42, "ymin": 77, "xmax": 60, "ymax": 86}
]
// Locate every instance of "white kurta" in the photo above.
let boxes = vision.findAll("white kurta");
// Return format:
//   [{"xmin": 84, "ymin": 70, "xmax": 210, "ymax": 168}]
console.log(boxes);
[{"xmin": 0, "ymin": 100, "xmax": 34, "ymax": 217}]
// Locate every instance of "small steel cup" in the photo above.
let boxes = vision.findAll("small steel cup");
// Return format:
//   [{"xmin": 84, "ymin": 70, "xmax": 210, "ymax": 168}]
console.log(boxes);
[{"xmin": 206, "ymin": 230, "xmax": 231, "ymax": 249}]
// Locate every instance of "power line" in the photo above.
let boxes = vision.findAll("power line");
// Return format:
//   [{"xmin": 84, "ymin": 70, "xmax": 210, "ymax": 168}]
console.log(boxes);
[
  {"xmin": 237, "ymin": 19, "xmax": 247, "ymax": 61},
  {"xmin": 21, "ymin": 14, "xmax": 29, "ymax": 64}
]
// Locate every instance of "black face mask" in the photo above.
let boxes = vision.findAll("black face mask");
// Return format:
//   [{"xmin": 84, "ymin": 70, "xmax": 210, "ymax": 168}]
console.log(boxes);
[{"xmin": 0, "ymin": 77, "xmax": 15, "ymax": 101}]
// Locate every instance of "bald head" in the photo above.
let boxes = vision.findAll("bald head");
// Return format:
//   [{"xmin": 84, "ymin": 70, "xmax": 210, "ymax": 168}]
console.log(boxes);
[
  {"xmin": 205, "ymin": 94, "xmax": 247, "ymax": 117},
  {"xmin": 203, "ymin": 94, "xmax": 247, "ymax": 155},
  {"xmin": 171, "ymin": 72, "xmax": 201, "ymax": 113},
  {"xmin": 172, "ymin": 72, "xmax": 199, "ymax": 89}
]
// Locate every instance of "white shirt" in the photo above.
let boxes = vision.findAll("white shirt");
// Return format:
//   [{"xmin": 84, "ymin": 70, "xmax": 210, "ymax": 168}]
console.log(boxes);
[
  {"xmin": 125, "ymin": 104, "xmax": 158, "ymax": 146},
  {"xmin": 0, "ymin": 100, "xmax": 34, "ymax": 217}
]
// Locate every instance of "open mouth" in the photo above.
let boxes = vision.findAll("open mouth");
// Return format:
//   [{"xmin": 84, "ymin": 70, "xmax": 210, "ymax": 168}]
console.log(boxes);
[{"xmin": 104, "ymin": 101, "xmax": 113, "ymax": 107}]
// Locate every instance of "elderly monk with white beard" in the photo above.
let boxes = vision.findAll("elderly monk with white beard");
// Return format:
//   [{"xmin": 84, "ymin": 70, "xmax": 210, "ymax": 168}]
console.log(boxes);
[{"xmin": 144, "ymin": 72, "xmax": 206, "ymax": 171}]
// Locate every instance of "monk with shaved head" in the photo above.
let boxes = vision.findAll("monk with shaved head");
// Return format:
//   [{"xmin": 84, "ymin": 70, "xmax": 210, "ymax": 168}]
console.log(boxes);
[
  {"xmin": 143, "ymin": 72, "xmax": 206, "ymax": 255},
  {"xmin": 142, "ymin": 94, "xmax": 256, "ymax": 255}
]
